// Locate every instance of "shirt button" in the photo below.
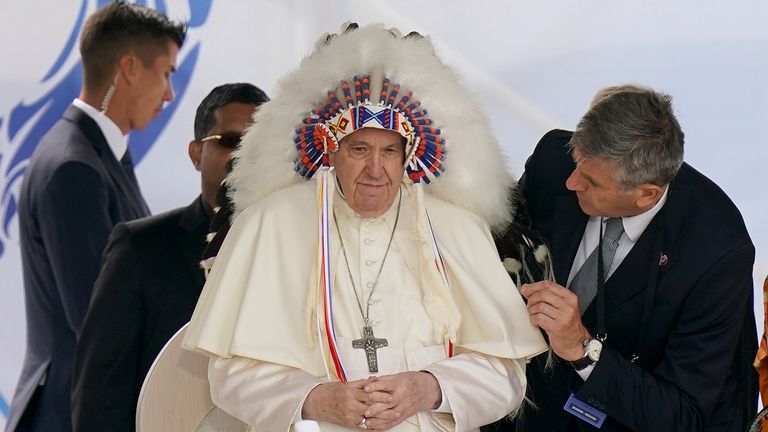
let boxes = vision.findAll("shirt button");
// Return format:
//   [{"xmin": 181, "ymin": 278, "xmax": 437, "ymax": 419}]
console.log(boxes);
[
  {"xmin": 365, "ymin": 259, "xmax": 376, "ymax": 266},
  {"xmin": 363, "ymin": 237, "xmax": 374, "ymax": 245}
]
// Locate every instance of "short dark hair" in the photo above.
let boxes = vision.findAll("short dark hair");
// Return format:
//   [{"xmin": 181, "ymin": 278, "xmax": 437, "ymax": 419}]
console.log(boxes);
[
  {"xmin": 79, "ymin": 1, "xmax": 187, "ymax": 91},
  {"xmin": 569, "ymin": 84, "xmax": 685, "ymax": 189},
  {"xmin": 194, "ymin": 83, "xmax": 270, "ymax": 140}
]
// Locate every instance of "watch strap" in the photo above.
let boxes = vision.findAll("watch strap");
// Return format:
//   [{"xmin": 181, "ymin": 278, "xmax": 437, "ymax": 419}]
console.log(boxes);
[
  {"xmin": 569, "ymin": 337, "xmax": 596, "ymax": 371},
  {"xmin": 569, "ymin": 356, "xmax": 594, "ymax": 371}
]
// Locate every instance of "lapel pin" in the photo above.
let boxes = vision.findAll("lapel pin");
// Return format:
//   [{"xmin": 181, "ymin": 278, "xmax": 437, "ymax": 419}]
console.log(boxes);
[{"xmin": 659, "ymin": 252, "xmax": 669, "ymax": 267}]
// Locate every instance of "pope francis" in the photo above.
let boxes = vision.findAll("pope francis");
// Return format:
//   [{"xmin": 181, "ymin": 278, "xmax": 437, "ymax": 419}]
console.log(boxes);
[{"xmin": 183, "ymin": 23, "xmax": 547, "ymax": 431}]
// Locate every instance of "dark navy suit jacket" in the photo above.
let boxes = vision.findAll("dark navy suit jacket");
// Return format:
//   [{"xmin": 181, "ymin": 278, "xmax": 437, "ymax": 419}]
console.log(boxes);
[
  {"xmin": 515, "ymin": 130, "xmax": 757, "ymax": 432},
  {"xmin": 71, "ymin": 196, "xmax": 210, "ymax": 431},
  {"xmin": 8, "ymin": 105, "xmax": 149, "ymax": 432}
]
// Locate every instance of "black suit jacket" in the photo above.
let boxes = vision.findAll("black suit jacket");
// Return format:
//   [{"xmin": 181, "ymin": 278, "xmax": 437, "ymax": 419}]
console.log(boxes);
[
  {"xmin": 71, "ymin": 196, "xmax": 210, "ymax": 432},
  {"xmin": 516, "ymin": 130, "xmax": 757, "ymax": 432},
  {"xmin": 9, "ymin": 105, "xmax": 149, "ymax": 432}
]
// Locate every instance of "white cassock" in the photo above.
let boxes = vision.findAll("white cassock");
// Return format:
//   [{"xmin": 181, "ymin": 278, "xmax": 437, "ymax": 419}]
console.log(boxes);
[{"xmin": 183, "ymin": 180, "xmax": 547, "ymax": 431}]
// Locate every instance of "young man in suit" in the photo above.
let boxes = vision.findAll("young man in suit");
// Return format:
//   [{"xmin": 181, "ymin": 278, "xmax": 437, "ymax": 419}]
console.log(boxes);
[
  {"xmin": 516, "ymin": 85, "xmax": 757, "ymax": 431},
  {"xmin": 70, "ymin": 83, "xmax": 269, "ymax": 432},
  {"xmin": 9, "ymin": 4, "xmax": 186, "ymax": 431}
]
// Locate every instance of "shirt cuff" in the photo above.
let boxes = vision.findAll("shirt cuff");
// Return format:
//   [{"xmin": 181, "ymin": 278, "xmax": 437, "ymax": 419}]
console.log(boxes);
[
  {"xmin": 293, "ymin": 382, "xmax": 324, "ymax": 423},
  {"xmin": 421, "ymin": 370, "xmax": 452, "ymax": 413}
]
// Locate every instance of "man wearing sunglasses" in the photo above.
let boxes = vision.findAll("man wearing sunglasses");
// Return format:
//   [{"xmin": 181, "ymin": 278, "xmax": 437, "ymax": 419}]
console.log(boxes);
[{"xmin": 71, "ymin": 83, "xmax": 269, "ymax": 432}]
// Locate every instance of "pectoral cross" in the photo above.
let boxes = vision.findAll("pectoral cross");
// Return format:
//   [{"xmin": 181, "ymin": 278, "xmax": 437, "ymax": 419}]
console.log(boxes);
[{"xmin": 352, "ymin": 325, "xmax": 388, "ymax": 373}]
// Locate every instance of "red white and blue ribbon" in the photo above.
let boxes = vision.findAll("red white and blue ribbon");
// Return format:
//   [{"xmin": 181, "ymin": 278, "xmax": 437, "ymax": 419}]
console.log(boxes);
[
  {"xmin": 316, "ymin": 175, "xmax": 455, "ymax": 382},
  {"xmin": 316, "ymin": 168, "xmax": 348, "ymax": 383}
]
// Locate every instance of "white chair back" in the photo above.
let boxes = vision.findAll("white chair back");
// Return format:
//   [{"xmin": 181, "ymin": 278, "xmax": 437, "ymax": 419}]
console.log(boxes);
[{"xmin": 136, "ymin": 323, "xmax": 246, "ymax": 432}]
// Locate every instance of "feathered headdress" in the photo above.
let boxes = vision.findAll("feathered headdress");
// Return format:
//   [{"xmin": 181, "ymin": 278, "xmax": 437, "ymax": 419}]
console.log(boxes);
[{"xmin": 227, "ymin": 23, "xmax": 514, "ymax": 231}]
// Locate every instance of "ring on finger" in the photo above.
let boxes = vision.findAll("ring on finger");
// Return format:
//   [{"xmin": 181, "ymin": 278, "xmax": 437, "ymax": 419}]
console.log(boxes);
[{"xmin": 358, "ymin": 417, "xmax": 368, "ymax": 429}]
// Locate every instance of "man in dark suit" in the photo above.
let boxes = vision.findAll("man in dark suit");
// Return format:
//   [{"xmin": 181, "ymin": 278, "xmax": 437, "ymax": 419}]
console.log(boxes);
[
  {"xmin": 8, "ymin": 4, "xmax": 186, "ymax": 431},
  {"xmin": 516, "ymin": 85, "xmax": 757, "ymax": 431},
  {"xmin": 71, "ymin": 83, "xmax": 269, "ymax": 432}
]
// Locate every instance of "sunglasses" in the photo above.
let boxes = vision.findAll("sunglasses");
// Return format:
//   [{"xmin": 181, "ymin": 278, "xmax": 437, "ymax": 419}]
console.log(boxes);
[{"xmin": 199, "ymin": 131, "xmax": 242, "ymax": 149}]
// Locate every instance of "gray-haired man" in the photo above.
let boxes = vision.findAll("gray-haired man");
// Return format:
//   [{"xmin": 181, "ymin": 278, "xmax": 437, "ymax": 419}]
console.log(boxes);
[{"xmin": 517, "ymin": 85, "xmax": 757, "ymax": 431}]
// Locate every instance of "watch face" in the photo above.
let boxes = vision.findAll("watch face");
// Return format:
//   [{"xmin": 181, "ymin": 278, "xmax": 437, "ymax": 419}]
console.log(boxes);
[{"xmin": 586, "ymin": 339, "xmax": 603, "ymax": 362}]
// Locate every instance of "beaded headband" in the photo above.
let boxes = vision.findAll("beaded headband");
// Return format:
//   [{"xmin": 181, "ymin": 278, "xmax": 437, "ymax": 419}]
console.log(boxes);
[{"xmin": 294, "ymin": 75, "xmax": 445, "ymax": 184}]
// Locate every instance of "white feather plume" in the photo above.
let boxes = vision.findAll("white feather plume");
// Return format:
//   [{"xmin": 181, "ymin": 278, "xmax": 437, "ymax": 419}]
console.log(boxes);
[{"xmin": 228, "ymin": 23, "xmax": 515, "ymax": 231}]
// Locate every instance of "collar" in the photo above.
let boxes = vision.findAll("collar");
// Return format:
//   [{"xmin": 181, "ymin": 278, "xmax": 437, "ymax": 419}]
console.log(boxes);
[
  {"xmin": 621, "ymin": 185, "xmax": 669, "ymax": 242},
  {"xmin": 72, "ymin": 98, "xmax": 127, "ymax": 161}
]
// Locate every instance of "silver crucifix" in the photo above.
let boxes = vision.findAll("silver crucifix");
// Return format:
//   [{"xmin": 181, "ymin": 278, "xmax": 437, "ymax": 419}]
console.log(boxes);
[{"xmin": 352, "ymin": 325, "xmax": 388, "ymax": 373}]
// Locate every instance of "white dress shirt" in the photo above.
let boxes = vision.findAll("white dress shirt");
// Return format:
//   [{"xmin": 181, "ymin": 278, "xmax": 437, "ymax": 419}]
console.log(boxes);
[{"xmin": 569, "ymin": 186, "xmax": 669, "ymax": 380}]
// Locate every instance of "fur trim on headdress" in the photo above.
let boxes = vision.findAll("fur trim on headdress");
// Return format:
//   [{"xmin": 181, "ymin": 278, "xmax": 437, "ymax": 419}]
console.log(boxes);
[{"xmin": 228, "ymin": 23, "xmax": 515, "ymax": 231}]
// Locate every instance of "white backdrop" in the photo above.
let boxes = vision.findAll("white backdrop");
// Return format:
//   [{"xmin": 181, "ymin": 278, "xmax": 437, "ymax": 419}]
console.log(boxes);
[{"xmin": 0, "ymin": 1, "xmax": 766, "ymax": 426}]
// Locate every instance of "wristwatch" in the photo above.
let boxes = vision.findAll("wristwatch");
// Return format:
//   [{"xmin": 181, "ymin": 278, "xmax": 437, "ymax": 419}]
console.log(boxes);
[{"xmin": 569, "ymin": 338, "xmax": 603, "ymax": 371}]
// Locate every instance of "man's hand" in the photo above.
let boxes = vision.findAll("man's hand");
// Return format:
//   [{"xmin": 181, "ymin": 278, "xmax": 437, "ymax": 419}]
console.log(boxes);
[
  {"xmin": 301, "ymin": 378, "xmax": 375, "ymax": 428},
  {"xmin": 520, "ymin": 281, "xmax": 590, "ymax": 361},
  {"xmin": 360, "ymin": 371, "xmax": 442, "ymax": 430}
]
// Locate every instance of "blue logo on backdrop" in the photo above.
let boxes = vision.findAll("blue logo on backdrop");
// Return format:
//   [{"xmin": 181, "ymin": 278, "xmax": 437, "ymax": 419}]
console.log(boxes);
[
  {"xmin": 0, "ymin": 0, "xmax": 211, "ymax": 256},
  {"xmin": 0, "ymin": 0, "xmax": 212, "ymax": 418},
  {"xmin": 0, "ymin": 391, "xmax": 7, "ymax": 418}
]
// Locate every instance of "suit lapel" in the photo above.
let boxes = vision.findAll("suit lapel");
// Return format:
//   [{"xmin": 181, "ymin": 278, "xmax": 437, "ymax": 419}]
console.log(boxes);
[
  {"xmin": 102, "ymin": 149, "xmax": 150, "ymax": 218},
  {"xmin": 175, "ymin": 197, "xmax": 210, "ymax": 290},
  {"xmin": 65, "ymin": 106, "xmax": 149, "ymax": 218},
  {"xmin": 602, "ymin": 224, "xmax": 657, "ymax": 311},
  {"xmin": 653, "ymin": 173, "xmax": 686, "ymax": 278}
]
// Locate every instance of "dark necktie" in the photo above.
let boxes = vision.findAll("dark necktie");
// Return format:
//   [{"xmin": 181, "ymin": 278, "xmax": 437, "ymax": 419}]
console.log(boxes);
[{"xmin": 569, "ymin": 217, "xmax": 625, "ymax": 314}]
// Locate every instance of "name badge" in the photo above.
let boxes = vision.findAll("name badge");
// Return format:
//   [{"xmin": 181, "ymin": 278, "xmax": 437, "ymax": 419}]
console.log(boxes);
[{"xmin": 563, "ymin": 393, "xmax": 606, "ymax": 428}]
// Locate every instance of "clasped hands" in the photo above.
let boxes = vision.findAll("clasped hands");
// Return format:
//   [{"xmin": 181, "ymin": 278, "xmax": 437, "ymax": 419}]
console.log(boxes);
[
  {"xmin": 520, "ymin": 280, "xmax": 591, "ymax": 361},
  {"xmin": 302, "ymin": 370, "xmax": 441, "ymax": 430}
]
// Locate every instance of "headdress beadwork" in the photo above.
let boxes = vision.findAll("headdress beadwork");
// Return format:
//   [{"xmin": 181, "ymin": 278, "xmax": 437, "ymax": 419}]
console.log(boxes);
[{"xmin": 294, "ymin": 75, "xmax": 445, "ymax": 184}]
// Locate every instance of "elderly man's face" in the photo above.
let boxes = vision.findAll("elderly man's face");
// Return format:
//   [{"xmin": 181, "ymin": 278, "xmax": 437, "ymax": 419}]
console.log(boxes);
[{"xmin": 330, "ymin": 128, "xmax": 405, "ymax": 217}]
